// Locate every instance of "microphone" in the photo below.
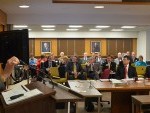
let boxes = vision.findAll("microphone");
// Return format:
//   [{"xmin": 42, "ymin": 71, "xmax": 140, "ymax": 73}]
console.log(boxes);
[
  {"xmin": 10, "ymin": 94, "xmax": 24, "ymax": 100},
  {"xmin": 20, "ymin": 60, "xmax": 55, "ymax": 89}
]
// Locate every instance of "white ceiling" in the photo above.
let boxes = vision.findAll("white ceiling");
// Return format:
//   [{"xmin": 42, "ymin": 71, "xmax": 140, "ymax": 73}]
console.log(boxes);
[{"xmin": 0, "ymin": 0, "xmax": 150, "ymax": 32}]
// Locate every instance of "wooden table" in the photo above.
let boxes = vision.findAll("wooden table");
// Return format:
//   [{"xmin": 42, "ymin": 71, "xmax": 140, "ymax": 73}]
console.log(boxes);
[
  {"xmin": 132, "ymin": 95, "xmax": 150, "ymax": 113},
  {"xmin": 45, "ymin": 81, "xmax": 83, "ymax": 113},
  {"xmin": 68, "ymin": 80, "xmax": 102, "ymax": 113},
  {"xmin": 90, "ymin": 79, "xmax": 150, "ymax": 113}
]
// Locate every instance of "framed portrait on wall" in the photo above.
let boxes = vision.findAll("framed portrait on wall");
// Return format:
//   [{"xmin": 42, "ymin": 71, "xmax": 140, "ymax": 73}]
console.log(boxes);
[
  {"xmin": 91, "ymin": 41, "xmax": 101, "ymax": 53},
  {"xmin": 41, "ymin": 41, "xmax": 51, "ymax": 53}
]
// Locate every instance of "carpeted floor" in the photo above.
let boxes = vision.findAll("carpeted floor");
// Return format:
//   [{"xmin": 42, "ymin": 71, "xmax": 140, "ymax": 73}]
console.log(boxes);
[{"xmin": 57, "ymin": 92, "xmax": 111, "ymax": 113}]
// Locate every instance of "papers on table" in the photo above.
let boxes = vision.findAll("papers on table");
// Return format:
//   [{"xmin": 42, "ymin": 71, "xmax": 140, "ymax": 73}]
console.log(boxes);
[
  {"xmin": 2, "ymin": 85, "xmax": 43, "ymax": 105},
  {"xmin": 111, "ymin": 79, "xmax": 123, "ymax": 84}
]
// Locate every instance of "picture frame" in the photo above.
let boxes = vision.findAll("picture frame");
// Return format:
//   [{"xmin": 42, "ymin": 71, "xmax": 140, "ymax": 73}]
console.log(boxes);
[
  {"xmin": 91, "ymin": 41, "xmax": 101, "ymax": 53},
  {"xmin": 41, "ymin": 41, "xmax": 51, "ymax": 53}
]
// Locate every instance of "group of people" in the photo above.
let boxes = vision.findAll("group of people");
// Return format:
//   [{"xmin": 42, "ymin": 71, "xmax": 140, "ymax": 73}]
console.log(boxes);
[{"xmin": 28, "ymin": 50, "xmax": 149, "ymax": 81}]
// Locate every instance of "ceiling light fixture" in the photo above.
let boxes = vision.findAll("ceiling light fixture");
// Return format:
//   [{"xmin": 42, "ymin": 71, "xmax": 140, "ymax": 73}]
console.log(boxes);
[
  {"xmin": 96, "ymin": 25, "xmax": 110, "ymax": 28},
  {"xmin": 94, "ymin": 6, "xmax": 104, "ymax": 9},
  {"xmin": 41, "ymin": 25, "xmax": 56, "ymax": 28},
  {"xmin": 69, "ymin": 25, "xmax": 83, "ymax": 28},
  {"xmin": 89, "ymin": 29, "xmax": 101, "ymax": 31},
  {"xmin": 66, "ymin": 29, "xmax": 79, "ymax": 31},
  {"xmin": 121, "ymin": 26, "xmax": 136, "ymax": 28},
  {"xmin": 111, "ymin": 29, "xmax": 124, "ymax": 31},
  {"xmin": 13, "ymin": 25, "xmax": 28, "ymax": 28},
  {"xmin": 43, "ymin": 29, "xmax": 55, "ymax": 31},
  {"xmin": 19, "ymin": 5, "xmax": 30, "ymax": 8}
]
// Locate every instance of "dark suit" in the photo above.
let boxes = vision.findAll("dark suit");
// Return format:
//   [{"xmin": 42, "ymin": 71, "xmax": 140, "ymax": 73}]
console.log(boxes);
[
  {"xmin": 115, "ymin": 65, "xmax": 137, "ymax": 79},
  {"xmin": 44, "ymin": 60, "xmax": 57, "ymax": 68},
  {"xmin": 66, "ymin": 62, "xmax": 86, "ymax": 80},
  {"xmin": 81, "ymin": 57, "xmax": 89, "ymax": 64},
  {"xmin": 58, "ymin": 62, "xmax": 67, "ymax": 78},
  {"xmin": 131, "ymin": 57, "xmax": 138, "ymax": 63},
  {"xmin": 86, "ymin": 63, "xmax": 100, "ymax": 79},
  {"xmin": 102, "ymin": 61, "xmax": 116, "ymax": 72}
]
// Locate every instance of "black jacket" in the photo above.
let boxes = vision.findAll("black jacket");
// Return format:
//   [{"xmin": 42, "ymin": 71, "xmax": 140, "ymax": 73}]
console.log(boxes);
[
  {"xmin": 66, "ymin": 62, "xmax": 83, "ymax": 75},
  {"xmin": 115, "ymin": 65, "xmax": 137, "ymax": 79},
  {"xmin": 102, "ymin": 61, "xmax": 116, "ymax": 72}
]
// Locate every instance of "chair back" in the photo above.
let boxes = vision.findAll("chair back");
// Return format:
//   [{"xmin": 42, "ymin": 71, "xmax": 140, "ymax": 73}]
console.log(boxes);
[
  {"xmin": 49, "ymin": 67, "xmax": 59, "ymax": 77},
  {"xmin": 101, "ymin": 69, "xmax": 110, "ymax": 79},
  {"xmin": 136, "ymin": 66, "xmax": 146, "ymax": 75}
]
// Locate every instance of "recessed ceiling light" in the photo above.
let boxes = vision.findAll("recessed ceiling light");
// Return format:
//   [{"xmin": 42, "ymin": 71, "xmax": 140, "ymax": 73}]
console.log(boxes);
[
  {"xmin": 121, "ymin": 26, "xmax": 136, "ymax": 28},
  {"xmin": 13, "ymin": 25, "xmax": 28, "ymax": 28},
  {"xmin": 41, "ymin": 25, "xmax": 55, "ymax": 28},
  {"xmin": 66, "ymin": 29, "xmax": 79, "ymax": 31},
  {"xmin": 28, "ymin": 29, "xmax": 32, "ymax": 31},
  {"xmin": 43, "ymin": 29, "xmax": 55, "ymax": 31},
  {"xmin": 111, "ymin": 29, "xmax": 124, "ymax": 31},
  {"xmin": 94, "ymin": 6, "xmax": 104, "ymax": 9},
  {"xmin": 19, "ymin": 5, "xmax": 30, "ymax": 8},
  {"xmin": 69, "ymin": 25, "xmax": 83, "ymax": 28},
  {"xmin": 89, "ymin": 29, "xmax": 102, "ymax": 31},
  {"xmin": 96, "ymin": 26, "xmax": 110, "ymax": 28}
]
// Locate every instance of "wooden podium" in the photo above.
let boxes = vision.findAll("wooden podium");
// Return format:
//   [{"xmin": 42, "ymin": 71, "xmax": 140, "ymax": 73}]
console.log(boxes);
[{"xmin": 0, "ymin": 81, "xmax": 56, "ymax": 113}]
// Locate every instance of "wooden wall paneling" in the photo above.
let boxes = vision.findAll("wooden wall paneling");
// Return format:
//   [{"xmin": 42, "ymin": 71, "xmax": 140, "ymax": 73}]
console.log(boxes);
[
  {"xmin": 0, "ymin": 24, "xmax": 4, "ymax": 32},
  {"xmin": 107, "ymin": 39, "xmax": 117, "ymax": 56},
  {"xmin": 0, "ymin": 9, "xmax": 7, "ymax": 25},
  {"xmin": 35, "ymin": 39, "xmax": 42, "ymax": 56},
  {"xmin": 85, "ymin": 39, "xmax": 91, "ymax": 56},
  {"xmin": 123, "ymin": 39, "xmax": 132, "ymax": 52},
  {"xmin": 75, "ymin": 39, "xmax": 85, "ymax": 56},
  {"xmin": 132, "ymin": 38, "xmax": 137, "ymax": 54},
  {"xmin": 29, "ymin": 39, "xmax": 35, "ymax": 55},
  {"xmin": 51, "ymin": 39, "xmax": 58, "ymax": 56},
  {"xmin": 117, "ymin": 39, "xmax": 124, "ymax": 53},
  {"xmin": 57, "ymin": 39, "xmax": 68, "ymax": 56},
  {"xmin": 68, "ymin": 39, "xmax": 75, "ymax": 56}
]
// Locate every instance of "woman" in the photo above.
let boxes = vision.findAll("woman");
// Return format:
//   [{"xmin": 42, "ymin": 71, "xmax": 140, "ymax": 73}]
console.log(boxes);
[
  {"xmin": 135, "ymin": 55, "xmax": 147, "ymax": 66},
  {"xmin": 0, "ymin": 56, "xmax": 19, "ymax": 91}
]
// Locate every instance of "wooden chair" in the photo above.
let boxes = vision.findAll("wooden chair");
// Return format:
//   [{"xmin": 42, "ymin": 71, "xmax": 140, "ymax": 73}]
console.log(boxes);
[{"xmin": 49, "ymin": 67, "xmax": 67, "ymax": 84}]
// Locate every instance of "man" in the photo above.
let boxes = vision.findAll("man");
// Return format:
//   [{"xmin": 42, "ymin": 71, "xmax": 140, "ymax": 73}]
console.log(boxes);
[
  {"xmin": 86, "ymin": 57, "xmax": 100, "ymax": 79},
  {"xmin": 66, "ymin": 56, "xmax": 86, "ymax": 80},
  {"xmin": 0, "ymin": 56, "xmax": 20, "ymax": 91},
  {"xmin": 81, "ymin": 52, "xmax": 89, "ymax": 64},
  {"xmin": 42, "ymin": 42, "xmax": 50, "ymax": 52},
  {"xmin": 115, "ymin": 55, "xmax": 137, "ymax": 79},
  {"xmin": 131, "ymin": 52, "xmax": 138, "ymax": 63},
  {"xmin": 114, "ymin": 52, "xmax": 122, "ymax": 66},
  {"xmin": 102, "ymin": 55, "xmax": 116, "ymax": 72},
  {"xmin": 95, "ymin": 53, "xmax": 104, "ymax": 65},
  {"xmin": 29, "ymin": 53, "xmax": 37, "ymax": 77}
]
